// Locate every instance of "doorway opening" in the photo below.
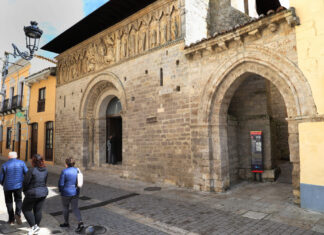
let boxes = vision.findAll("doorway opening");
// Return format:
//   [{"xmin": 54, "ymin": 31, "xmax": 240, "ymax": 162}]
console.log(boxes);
[
  {"xmin": 226, "ymin": 75, "xmax": 290, "ymax": 186},
  {"xmin": 30, "ymin": 123, "xmax": 38, "ymax": 158},
  {"xmin": 0, "ymin": 126, "xmax": 3, "ymax": 154},
  {"xmin": 45, "ymin": 121, "xmax": 54, "ymax": 162},
  {"xmin": 106, "ymin": 97, "xmax": 122, "ymax": 165},
  {"xmin": 17, "ymin": 122, "xmax": 21, "ymax": 158}
]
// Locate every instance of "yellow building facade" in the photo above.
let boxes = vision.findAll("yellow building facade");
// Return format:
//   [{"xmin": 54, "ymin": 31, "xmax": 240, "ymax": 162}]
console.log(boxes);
[
  {"xmin": 25, "ymin": 67, "xmax": 56, "ymax": 164},
  {"xmin": 0, "ymin": 59, "xmax": 30, "ymax": 160},
  {"xmin": 292, "ymin": 0, "xmax": 324, "ymax": 212}
]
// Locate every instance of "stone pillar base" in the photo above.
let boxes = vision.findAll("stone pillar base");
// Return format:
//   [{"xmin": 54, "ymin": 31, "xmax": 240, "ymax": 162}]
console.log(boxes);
[
  {"xmin": 262, "ymin": 168, "xmax": 281, "ymax": 182},
  {"xmin": 292, "ymin": 162, "xmax": 300, "ymax": 205}
]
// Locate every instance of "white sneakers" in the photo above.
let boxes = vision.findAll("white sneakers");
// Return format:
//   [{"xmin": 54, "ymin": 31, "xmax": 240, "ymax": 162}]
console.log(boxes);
[{"xmin": 27, "ymin": 225, "xmax": 40, "ymax": 235}]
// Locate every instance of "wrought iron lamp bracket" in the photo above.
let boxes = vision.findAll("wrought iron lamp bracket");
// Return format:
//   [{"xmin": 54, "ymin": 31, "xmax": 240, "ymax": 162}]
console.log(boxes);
[{"xmin": 12, "ymin": 43, "xmax": 33, "ymax": 61}]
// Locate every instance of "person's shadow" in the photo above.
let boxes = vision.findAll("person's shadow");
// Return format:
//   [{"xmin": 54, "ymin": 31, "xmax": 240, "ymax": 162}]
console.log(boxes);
[{"xmin": 0, "ymin": 219, "xmax": 30, "ymax": 234}]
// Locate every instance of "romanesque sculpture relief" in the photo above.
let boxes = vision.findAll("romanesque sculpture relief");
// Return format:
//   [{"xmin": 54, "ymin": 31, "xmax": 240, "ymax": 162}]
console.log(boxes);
[
  {"xmin": 170, "ymin": 7, "xmax": 180, "ymax": 41},
  {"xmin": 57, "ymin": 0, "xmax": 181, "ymax": 85},
  {"xmin": 120, "ymin": 31, "xmax": 128, "ymax": 59},
  {"xmin": 97, "ymin": 38, "xmax": 107, "ymax": 65},
  {"xmin": 86, "ymin": 43, "xmax": 97, "ymax": 72},
  {"xmin": 160, "ymin": 13, "xmax": 168, "ymax": 45},
  {"xmin": 128, "ymin": 27, "xmax": 137, "ymax": 57},
  {"xmin": 138, "ymin": 22, "xmax": 147, "ymax": 53},
  {"xmin": 103, "ymin": 34, "xmax": 115, "ymax": 64},
  {"xmin": 149, "ymin": 17, "xmax": 158, "ymax": 49}
]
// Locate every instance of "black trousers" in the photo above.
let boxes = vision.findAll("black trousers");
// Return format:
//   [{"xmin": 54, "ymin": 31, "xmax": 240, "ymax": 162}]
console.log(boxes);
[
  {"xmin": 22, "ymin": 197, "xmax": 46, "ymax": 227},
  {"xmin": 4, "ymin": 188, "xmax": 23, "ymax": 222},
  {"xmin": 61, "ymin": 196, "xmax": 82, "ymax": 223}
]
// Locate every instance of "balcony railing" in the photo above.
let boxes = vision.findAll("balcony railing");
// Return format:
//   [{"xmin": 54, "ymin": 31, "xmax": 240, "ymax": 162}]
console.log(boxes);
[
  {"xmin": 0, "ymin": 96, "xmax": 23, "ymax": 115},
  {"xmin": 3, "ymin": 99, "xmax": 10, "ymax": 112},
  {"xmin": 11, "ymin": 95, "xmax": 22, "ymax": 110}
]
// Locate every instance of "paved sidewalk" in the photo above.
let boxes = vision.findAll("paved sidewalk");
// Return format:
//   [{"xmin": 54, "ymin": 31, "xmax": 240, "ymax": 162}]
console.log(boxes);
[
  {"xmin": 1, "ymin": 156, "xmax": 324, "ymax": 234},
  {"xmin": 0, "ymin": 184, "xmax": 67, "ymax": 235}
]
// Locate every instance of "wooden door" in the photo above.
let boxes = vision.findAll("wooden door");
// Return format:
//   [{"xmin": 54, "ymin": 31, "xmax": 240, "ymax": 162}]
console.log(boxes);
[
  {"xmin": 17, "ymin": 123, "xmax": 21, "ymax": 158},
  {"xmin": 31, "ymin": 123, "xmax": 38, "ymax": 158},
  {"xmin": 45, "ymin": 122, "xmax": 54, "ymax": 161}
]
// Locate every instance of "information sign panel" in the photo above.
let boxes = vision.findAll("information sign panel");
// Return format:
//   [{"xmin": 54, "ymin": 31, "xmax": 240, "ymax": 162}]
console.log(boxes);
[{"xmin": 250, "ymin": 131, "xmax": 263, "ymax": 173}]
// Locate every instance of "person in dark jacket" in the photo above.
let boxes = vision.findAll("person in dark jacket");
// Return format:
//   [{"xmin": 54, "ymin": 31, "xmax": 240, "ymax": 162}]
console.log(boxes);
[
  {"xmin": 22, "ymin": 154, "xmax": 48, "ymax": 235},
  {"xmin": 58, "ymin": 157, "xmax": 84, "ymax": 233},
  {"xmin": 0, "ymin": 152, "xmax": 28, "ymax": 225},
  {"xmin": 110, "ymin": 135, "xmax": 118, "ymax": 164}
]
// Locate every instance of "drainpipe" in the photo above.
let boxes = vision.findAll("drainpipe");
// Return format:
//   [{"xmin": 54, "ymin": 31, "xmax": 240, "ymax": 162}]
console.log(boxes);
[
  {"xmin": 24, "ymin": 82, "xmax": 31, "ymax": 161},
  {"xmin": 12, "ymin": 110, "xmax": 16, "ymax": 151}
]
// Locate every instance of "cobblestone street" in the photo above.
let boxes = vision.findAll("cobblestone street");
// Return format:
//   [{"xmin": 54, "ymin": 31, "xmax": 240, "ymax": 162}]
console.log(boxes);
[{"xmin": 1, "ymin": 159, "xmax": 324, "ymax": 235}]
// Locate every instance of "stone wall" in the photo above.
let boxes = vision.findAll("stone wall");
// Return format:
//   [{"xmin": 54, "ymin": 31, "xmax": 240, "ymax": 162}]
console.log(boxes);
[
  {"xmin": 268, "ymin": 83, "xmax": 289, "ymax": 162},
  {"xmin": 55, "ymin": 42, "xmax": 193, "ymax": 187},
  {"xmin": 207, "ymin": 0, "xmax": 250, "ymax": 36},
  {"xmin": 54, "ymin": 6, "xmax": 317, "ymax": 200},
  {"xmin": 227, "ymin": 115, "xmax": 239, "ymax": 184}
]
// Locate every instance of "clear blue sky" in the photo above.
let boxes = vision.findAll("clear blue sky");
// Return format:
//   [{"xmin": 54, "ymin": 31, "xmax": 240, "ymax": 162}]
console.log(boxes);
[{"xmin": 83, "ymin": 0, "xmax": 110, "ymax": 16}]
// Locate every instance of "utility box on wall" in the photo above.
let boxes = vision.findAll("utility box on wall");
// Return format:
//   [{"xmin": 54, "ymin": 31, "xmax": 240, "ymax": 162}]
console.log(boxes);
[{"xmin": 250, "ymin": 131, "xmax": 264, "ymax": 173}]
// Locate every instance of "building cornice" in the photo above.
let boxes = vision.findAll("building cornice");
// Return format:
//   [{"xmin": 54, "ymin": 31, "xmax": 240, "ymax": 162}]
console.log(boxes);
[
  {"xmin": 7, "ymin": 58, "xmax": 30, "ymax": 76},
  {"xmin": 184, "ymin": 9, "xmax": 300, "ymax": 58},
  {"xmin": 25, "ymin": 67, "xmax": 56, "ymax": 86}
]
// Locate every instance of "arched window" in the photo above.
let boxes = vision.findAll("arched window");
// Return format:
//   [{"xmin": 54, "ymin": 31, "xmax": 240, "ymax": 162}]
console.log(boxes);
[{"xmin": 106, "ymin": 97, "xmax": 122, "ymax": 116}]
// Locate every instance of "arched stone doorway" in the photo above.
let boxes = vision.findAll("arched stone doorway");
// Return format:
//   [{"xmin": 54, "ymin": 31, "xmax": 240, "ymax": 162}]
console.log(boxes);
[
  {"xmin": 227, "ymin": 74, "xmax": 290, "ymax": 185},
  {"xmin": 79, "ymin": 73, "xmax": 126, "ymax": 168},
  {"xmin": 198, "ymin": 46, "xmax": 317, "ymax": 202}
]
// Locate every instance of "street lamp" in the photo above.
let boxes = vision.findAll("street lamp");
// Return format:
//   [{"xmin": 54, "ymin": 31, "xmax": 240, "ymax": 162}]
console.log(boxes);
[
  {"xmin": 13, "ymin": 21, "xmax": 43, "ymax": 61},
  {"xmin": 1, "ymin": 21, "xmax": 43, "ymax": 96}
]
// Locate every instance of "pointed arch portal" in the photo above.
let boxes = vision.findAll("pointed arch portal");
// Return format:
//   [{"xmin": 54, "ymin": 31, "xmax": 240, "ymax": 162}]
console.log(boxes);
[{"xmin": 196, "ymin": 46, "xmax": 317, "ymax": 202}]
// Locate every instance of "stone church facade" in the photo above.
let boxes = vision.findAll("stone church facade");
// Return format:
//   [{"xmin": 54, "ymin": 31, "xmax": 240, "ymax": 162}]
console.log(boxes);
[{"xmin": 43, "ymin": 0, "xmax": 319, "ymax": 204}]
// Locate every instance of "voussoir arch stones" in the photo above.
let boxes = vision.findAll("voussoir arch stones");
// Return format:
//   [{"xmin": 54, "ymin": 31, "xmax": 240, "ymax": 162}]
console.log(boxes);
[
  {"xmin": 79, "ymin": 72, "xmax": 127, "ymax": 119},
  {"xmin": 199, "ymin": 45, "xmax": 317, "ymax": 123}
]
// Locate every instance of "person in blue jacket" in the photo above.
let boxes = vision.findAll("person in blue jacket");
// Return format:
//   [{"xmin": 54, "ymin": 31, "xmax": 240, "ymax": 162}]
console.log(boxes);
[
  {"xmin": 0, "ymin": 151, "xmax": 28, "ymax": 224},
  {"xmin": 58, "ymin": 157, "xmax": 84, "ymax": 233}
]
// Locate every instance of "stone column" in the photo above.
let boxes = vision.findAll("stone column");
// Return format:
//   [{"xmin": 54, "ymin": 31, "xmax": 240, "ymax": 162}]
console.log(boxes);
[
  {"xmin": 87, "ymin": 117, "xmax": 95, "ymax": 167},
  {"xmin": 288, "ymin": 120, "xmax": 300, "ymax": 204}
]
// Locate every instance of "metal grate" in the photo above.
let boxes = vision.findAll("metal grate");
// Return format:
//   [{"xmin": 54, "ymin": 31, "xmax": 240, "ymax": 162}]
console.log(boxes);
[
  {"xmin": 144, "ymin": 187, "xmax": 161, "ymax": 191},
  {"xmin": 79, "ymin": 196, "xmax": 92, "ymax": 201}
]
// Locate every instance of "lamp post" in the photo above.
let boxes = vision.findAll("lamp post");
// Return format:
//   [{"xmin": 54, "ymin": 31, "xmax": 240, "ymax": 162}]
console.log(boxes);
[
  {"xmin": 0, "ymin": 21, "xmax": 42, "ymax": 159},
  {"xmin": 1, "ymin": 21, "xmax": 43, "ymax": 97}
]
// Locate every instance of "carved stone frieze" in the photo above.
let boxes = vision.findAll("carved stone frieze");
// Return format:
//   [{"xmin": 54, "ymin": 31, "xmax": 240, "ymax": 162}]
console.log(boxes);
[{"xmin": 57, "ymin": 0, "xmax": 181, "ymax": 86}]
